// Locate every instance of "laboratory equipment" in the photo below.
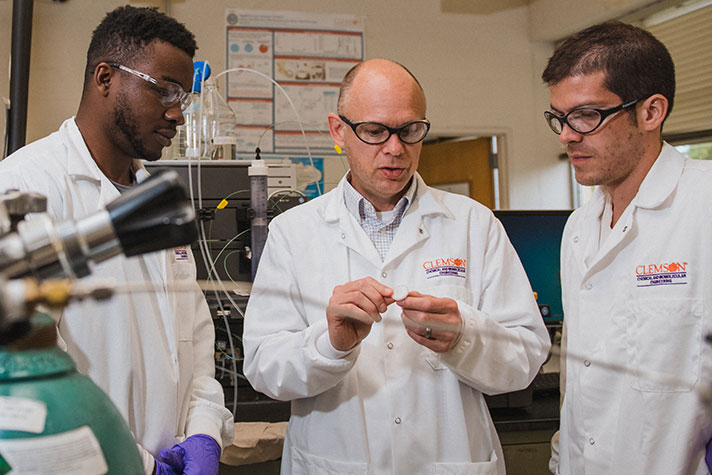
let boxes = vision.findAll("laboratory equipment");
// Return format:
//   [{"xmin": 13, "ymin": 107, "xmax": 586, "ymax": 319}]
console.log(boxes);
[
  {"xmin": 176, "ymin": 61, "xmax": 210, "ymax": 159},
  {"xmin": 0, "ymin": 312, "xmax": 145, "ymax": 474},
  {"xmin": 144, "ymin": 160, "xmax": 297, "ymax": 283},
  {"xmin": 203, "ymin": 78, "xmax": 238, "ymax": 160},
  {"xmin": 175, "ymin": 61, "xmax": 238, "ymax": 160},
  {"xmin": 0, "ymin": 170, "xmax": 197, "ymax": 285},
  {"xmin": 0, "ymin": 170, "xmax": 199, "ymax": 473},
  {"xmin": 143, "ymin": 159, "xmax": 301, "ymax": 422},
  {"xmin": 249, "ymin": 151, "xmax": 268, "ymax": 280}
]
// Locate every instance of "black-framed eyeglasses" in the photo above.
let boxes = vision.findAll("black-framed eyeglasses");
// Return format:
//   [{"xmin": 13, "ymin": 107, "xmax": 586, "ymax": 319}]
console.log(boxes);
[
  {"xmin": 108, "ymin": 63, "xmax": 192, "ymax": 110},
  {"xmin": 544, "ymin": 99, "xmax": 640, "ymax": 135},
  {"xmin": 338, "ymin": 115, "xmax": 430, "ymax": 145}
]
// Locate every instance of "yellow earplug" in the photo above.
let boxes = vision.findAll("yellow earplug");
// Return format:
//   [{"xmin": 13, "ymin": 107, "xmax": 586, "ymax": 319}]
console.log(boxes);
[
  {"xmin": 334, "ymin": 144, "xmax": 342, "ymax": 154},
  {"xmin": 217, "ymin": 199, "xmax": 228, "ymax": 210}
]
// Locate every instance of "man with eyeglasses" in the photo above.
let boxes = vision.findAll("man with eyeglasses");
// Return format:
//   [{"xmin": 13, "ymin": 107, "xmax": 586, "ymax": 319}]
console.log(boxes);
[
  {"xmin": 542, "ymin": 21, "xmax": 712, "ymax": 475},
  {"xmin": 242, "ymin": 58, "xmax": 550, "ymax": 474},
  {"xmin": 0, "ymin": 6, "xmax": 232, "ymax": 475}
]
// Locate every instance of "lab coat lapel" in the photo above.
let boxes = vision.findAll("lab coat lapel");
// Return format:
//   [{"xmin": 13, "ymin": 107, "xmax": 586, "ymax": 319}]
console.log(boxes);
[
  {"xmin": 321, "ymin": 177, "xmax": 383, "ymax": 267},
  {"xmin": 384, "ymin": 211, "xmax": 428, "ymax": 266},
  {"xmin": 384, "ymin": 177, "xmax": 449, "ymax": 266},
  {"xmin": 569, "ymin": 189, "xmax": 606, "ymax": 280},
  {"xmin": 574, "ymin": 186, "xmax": 639, "ymax": 283},
  {"xmin": 339, "ymin": 206, "xmax": 384, "ymax": 266},
  {"xmin": 63, "ymin": 117, "xmax": 121, "ymax": 208},
  {"xmin": 585, "ymin": 206, "xmax": 637, "ymax": 281}
]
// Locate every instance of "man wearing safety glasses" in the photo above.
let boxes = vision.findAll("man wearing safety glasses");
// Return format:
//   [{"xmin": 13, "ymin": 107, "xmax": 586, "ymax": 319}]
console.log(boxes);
[
  {"xmin": 242, "ymin": 59, "xmax": 550, "ymax": 474},
  {"xmin": 0, "ymin": 6, "xmax": 232, "ymax": 475},
  {"xmin": 543, "ymin": 22, "xmax": 712, "ymax": 475}
]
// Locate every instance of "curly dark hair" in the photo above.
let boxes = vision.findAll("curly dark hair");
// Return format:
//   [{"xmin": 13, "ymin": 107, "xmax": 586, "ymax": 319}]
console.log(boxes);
[
  {"xmin": 542, "ymin": 21, "xmax": 675, "ymax": 121},
  {"xmin": 84, "ymin": 5, "xmax": 196, "ymax": 87}
]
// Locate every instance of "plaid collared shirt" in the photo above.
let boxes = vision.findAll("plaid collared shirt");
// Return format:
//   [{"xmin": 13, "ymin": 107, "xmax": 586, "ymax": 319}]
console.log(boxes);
[{"xmin": 343, "ymin": 176, "xmax": 417, "ymax": 261}]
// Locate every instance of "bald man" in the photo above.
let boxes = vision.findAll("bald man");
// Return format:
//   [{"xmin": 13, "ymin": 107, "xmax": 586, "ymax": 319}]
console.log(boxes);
[{"xmin": 242, "ymin": 59, "xmax": 550, "ymax": 474}]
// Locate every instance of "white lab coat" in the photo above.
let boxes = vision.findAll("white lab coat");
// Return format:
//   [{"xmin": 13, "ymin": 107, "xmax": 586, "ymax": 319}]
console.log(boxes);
[
  {"xmin": 556, "ymin": 144, "xmax": 712, "ymax": 475},
  {"xmin": 243, "ymin": 173, "xmax": 550, "ymax": 475},
  {"xmin": 0, "ymin": 118, "xmax": 234, "ymax": 474}
]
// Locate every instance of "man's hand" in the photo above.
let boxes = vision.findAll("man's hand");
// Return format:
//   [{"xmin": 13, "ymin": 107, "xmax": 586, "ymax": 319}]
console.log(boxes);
[
  {"xmin": 326, "ymin": 277, "xmax": 394, "ymax": 351},
  {"xmin": 397, "ymin": 291, "xmax": 463, "ymax": 353},
  {"xmin": 158, "ymin": 434, "xmax": 221, "ymax": 475}
]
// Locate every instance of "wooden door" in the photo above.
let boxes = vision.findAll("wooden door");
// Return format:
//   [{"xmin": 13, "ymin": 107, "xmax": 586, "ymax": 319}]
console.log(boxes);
[{"xmin": 418, "ymin": 137, "xmax": 495, "ymax": 209}]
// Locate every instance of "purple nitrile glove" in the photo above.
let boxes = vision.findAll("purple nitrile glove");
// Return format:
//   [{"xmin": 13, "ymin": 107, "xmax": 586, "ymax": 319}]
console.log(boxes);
[
  {"xmin": 706, "ymin": 439, "xmax": 712, "ymax": 472},
  {"xmin": 159, "ymin": 434, "xmax": 221, "ymax": 475},
  {"xmin": 154, "ymin": 459, "xmax": 179, "ymax": 475}
]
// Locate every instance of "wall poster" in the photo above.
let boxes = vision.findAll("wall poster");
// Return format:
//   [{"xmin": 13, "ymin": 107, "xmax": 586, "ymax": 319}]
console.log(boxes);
[{"xmin": 224, "ymin": 9, "xmax": 365, "ymax": 156}]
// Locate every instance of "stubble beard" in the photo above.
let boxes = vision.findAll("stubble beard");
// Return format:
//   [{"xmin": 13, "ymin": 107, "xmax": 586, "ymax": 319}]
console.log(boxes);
[{"xmin": 112, "ymin": 92, "xmax": 161, "ymax": 162}]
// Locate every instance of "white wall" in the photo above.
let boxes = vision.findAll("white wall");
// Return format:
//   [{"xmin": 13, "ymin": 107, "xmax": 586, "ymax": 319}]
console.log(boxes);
[
  {"xmin": 528, "ymin": 0, "xmax": 681, "ymax": 41},
  {"xmin": 2, "ymin": 0, "xmax": 664, "ymax": 209},
  {"xmin": 0, "ymin": 1, "xmax": 123, "ymax": 151}
]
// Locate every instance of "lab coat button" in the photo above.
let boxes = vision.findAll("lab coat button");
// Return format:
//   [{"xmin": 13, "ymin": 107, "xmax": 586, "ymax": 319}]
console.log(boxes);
[
  {"xmin": 588, "ymin": 437, "xmax": 595, "ymax": 445},
  {"xmin": 394, "ymin": 417, "xmax": 401, "ymax": 424},
  {"xmin": 584, "ymin": 360, "xmax": 591, "ymax": 367},
  {"xmin": 340, "ymin": 233, "xmax": 346, "ymax": 239},
  {"xmin": 622, "ymin": 226, "xmax": 628, "ymax": 232},
  {"xmin": 387, "ymin": 342, "xmax": 394, "ymax": 349},
  {"xmin": 573, "ymin": 236, "xmax": 579, "ymax": 243},
  {"xmin": 419, "ymin": 228, "xmax": 424, "ymax": 234},
  {"xmin": 381, "ymin": 271, "xmax": 388, "ymax": 278},
  {"xmin": 585, "ymin": 282, "xmax": 592, "ymax": 290}
]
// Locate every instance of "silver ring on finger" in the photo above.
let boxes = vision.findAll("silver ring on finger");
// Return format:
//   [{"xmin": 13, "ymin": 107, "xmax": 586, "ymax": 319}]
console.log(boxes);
[{"xmin": 424, "ymin": 327, "xmax": 433, "ymax": 339}]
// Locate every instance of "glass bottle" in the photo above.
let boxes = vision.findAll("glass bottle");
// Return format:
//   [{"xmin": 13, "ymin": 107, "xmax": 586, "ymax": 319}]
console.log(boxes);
[
  {"xmin": 202, "ymin": 78, "xmax": 238, "ymax": 160},
  {"xmin": 174, "ymin": 61, "xmax": 212, "ymax": 160}
]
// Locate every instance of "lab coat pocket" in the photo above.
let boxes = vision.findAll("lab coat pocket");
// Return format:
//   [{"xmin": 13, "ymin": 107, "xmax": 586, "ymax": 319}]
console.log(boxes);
[
  {"xmin": 292, "ymin": 445, "xmax": 367, "ymax": 475},
  {"xmin": 434, "ymin": 450, "xmax": 499, "ymax": 475},
  {"xmin": 425, "ymin": 353, "xmax": 448, "ymax": 371},
  {"xmin": 625, "ymin": 298, "xmax": 702, "ymax": 392}
]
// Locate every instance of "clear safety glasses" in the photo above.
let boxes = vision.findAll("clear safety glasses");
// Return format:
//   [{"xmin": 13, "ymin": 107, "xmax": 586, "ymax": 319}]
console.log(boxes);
[
  {"xmin": 544, "ymin": 99, "xmax": 640, "ymax": 135},
  {"xmin": 108, "ymin": 63, "xmax": 192, "ymax": 110},
  {"xmin": 339, "ymin": 115, "xmax": 431, "ymax": 145}
]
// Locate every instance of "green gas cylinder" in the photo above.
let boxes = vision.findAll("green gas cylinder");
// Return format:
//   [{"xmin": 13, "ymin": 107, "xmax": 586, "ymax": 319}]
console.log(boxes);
[{"xmin": 0, "ymin": 314, "xmax": 143, "ymax": 474}]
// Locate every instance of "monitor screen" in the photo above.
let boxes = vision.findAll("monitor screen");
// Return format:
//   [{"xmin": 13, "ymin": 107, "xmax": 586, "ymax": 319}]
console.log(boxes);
[{"xmin": 493, "ymin": 210, "xmax": 572, "ymax": 322}]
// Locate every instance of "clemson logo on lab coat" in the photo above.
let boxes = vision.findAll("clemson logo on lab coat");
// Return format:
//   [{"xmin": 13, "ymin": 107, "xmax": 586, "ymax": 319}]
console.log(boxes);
[
  {"xmin": 173, "ymin": 246, "xmax": 190, "ymax": 262},
  {"xmin": 422, "ymin": 257, "xmax": 467, "ymax": 279},
  {"xmin": 635, "ymin": 261, "xmax": 688, "ymax": 288}
]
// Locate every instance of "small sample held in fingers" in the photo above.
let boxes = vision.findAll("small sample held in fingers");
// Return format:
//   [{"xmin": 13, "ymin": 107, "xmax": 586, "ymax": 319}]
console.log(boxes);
[{"xmin": 392, "ymin": 285, "xmax": 409, "ymax": 301}]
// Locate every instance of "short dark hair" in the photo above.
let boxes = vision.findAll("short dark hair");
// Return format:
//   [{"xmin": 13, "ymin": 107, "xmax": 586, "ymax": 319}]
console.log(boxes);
[
  {"xmin": 337, "ymin": 60, "xmax": 424, "ymax": 115},
  {"xmin": 84, "ymin": 6, "xmax": 197, "ymax": 86},
  {"xmin": 542, "ymin": 21, "xmax": 675, "ymax": 120}
]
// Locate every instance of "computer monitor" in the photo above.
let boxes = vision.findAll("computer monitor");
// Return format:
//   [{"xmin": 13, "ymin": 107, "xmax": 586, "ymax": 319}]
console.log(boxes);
[{"xmin": 493, "ymin": 210, "xmax": 572, "ymax": 322}]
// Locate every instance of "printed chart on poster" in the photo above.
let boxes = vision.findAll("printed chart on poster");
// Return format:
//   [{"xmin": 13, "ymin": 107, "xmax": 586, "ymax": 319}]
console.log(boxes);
[{"xmin": 224, "ymin": 9, "xmax": 364, "ymax": 155}]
